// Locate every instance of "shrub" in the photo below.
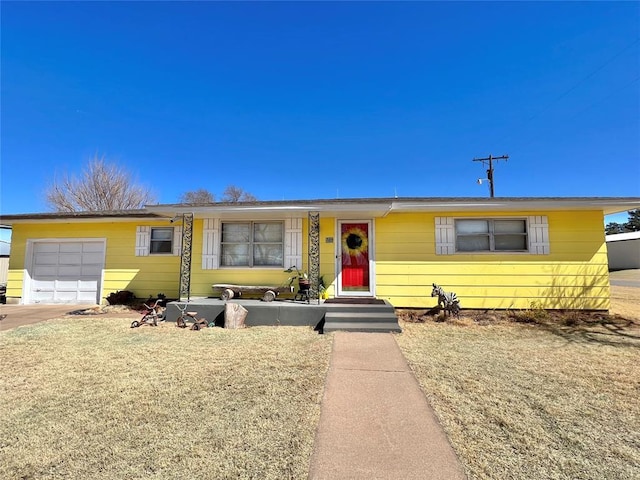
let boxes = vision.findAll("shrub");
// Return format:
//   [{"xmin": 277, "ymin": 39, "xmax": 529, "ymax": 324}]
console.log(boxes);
[
  {"xmin": 105, "ymin": 290, "xmax": 135, "ymax": 305},
  {"xmin": 508, "ymin": 302, "xmax": 550, "ymax": 324}
]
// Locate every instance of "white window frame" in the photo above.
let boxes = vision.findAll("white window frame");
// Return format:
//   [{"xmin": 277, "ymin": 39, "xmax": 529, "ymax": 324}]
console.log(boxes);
[
  {"xmin": 202, "ymin": 217, "xmax": 302, "ymax": 270},
  {"xmin": 150, "ymin": 227, "xmax": 175, "ymax": 255},
  {"xmin": 220, "ymin": 221, "xmax": 285, "ymax": 268},
  {"xmin": 435, "ymin": 216, "xmax": 549, "ymax": 255},
  {"xmin": 455, "ymin": 218, "xmax": 528, "ymax": 253},
  {"xmin": 135, "ymin": 226, "xmax": 181, "ymax": 256}
]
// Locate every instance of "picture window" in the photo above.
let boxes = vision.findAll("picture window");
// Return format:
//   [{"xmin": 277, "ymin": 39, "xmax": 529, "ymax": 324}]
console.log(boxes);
[
  {"xmin": 455, "ymin": 219, "xmax": 528, "ymax": 252},
  {"xmin": 221, "ymin": 222, "xmax": 283, "ymax": 267}
]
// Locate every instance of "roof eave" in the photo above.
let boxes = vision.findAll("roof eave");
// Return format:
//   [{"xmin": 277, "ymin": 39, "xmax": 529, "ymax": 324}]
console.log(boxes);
[{"xmin": 0, "ymin": 210, "xmax": 164, "ymax": 225}]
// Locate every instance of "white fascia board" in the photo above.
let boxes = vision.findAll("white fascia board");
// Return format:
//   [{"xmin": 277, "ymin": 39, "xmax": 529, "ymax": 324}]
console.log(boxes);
[
  {"xmin": 145, "ymin": 197, "xmax": 640, "ymax": 218},
  {"xmin": 147, "ymin": 203, "xmax": 392, "ymax": 219},
  {"xmin": 606, "ymin": 232, "xmax": 640, "ymax": 242},
  {"xmin": 392, "ymin": 198, "xmax": 640, "ymax": 214},
  {"xmin": 1, "ymin": 216, "xmax": 162, "ymax": 225}
]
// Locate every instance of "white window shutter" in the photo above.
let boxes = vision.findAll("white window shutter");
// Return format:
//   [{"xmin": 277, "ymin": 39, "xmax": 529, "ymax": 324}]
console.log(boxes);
[
  {"xmin": 202, "ymin": 218, "xmax": 220, "ymax": 269},
  {"xmin": 135, "ymin": 226, "xmax": 150, "ymax": 256},
  {"xmin": 528, "ymin": 216, "xmax": 550, "ymax": 254},
  {"xmin": 284, "ymin": 218, "xmax": 303, "ymax": 269},
  {"xmin": 173, "ymin": 226, "xmax": 182, "ymax": 256},
  {"xmin": 435, "ymin": 217, "xmax": 455, "ymax": 255}
]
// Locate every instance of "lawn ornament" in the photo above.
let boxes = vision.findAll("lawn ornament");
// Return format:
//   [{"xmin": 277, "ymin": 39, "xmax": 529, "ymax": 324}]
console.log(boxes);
[{"xmin": 431, "ymin": 283, "xmax": 461, "ymax": 317}]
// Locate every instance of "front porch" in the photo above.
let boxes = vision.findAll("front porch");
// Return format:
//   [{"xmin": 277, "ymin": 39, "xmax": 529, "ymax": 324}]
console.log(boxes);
[{"xmin": 164, "ymin": 298, "xmax": 401, "ymax": 333}]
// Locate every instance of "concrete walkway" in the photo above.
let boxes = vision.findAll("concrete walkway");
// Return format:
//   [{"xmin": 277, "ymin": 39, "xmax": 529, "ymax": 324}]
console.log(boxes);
[
  {"xmin": 309, "ymin": 332, "xmax": 466, "ymax": 480},
  {"xmin": 0, "ymin": 304, "xmax": 139, "ymax": 331},
  {"xmin": 609, "ymin": 269, "xmax": 640, "ymax": 288}
]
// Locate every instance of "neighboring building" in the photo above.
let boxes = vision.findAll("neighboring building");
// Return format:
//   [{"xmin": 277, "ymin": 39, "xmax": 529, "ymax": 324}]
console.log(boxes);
[
  {"xmin": 606, "ymin": 231, "xmax": 640, "ymax": 270},
  {"xmin": 2, "ymin": 197, "xmax": 639, "ymax": 310},
  {"xmin": 0, "ymin": 238, "xmax": 10, "ymax": 286}
]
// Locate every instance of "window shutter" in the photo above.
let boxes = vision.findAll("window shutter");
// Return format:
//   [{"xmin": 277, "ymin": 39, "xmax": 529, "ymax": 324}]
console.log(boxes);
[
  {"xmin": 528, "ymin": 216, "xmax": 550, "ymax": 254},
  {"xmin": 173, "ymin": 226, "xmax": 182, "ymax": 256},
  {"xmin": 284, "ymin": 218, "xmax": 303, "ymax": 269},
  {"xmin": 202, "ymin": 218, "xmax": 220, "ymax": 269},
  {"xmin": 135, "ymin": 226, "xmax": 150, "ymax": 256},
  {"xmin": 435, "ymin": 217, "xmax": 455, "ymax": 255}
]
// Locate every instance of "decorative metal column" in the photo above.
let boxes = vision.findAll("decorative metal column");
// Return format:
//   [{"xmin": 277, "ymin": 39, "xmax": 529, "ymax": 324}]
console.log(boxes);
[
  {"xmin": 179, "ymin": 213, "xmax": 194, "ymax": 301},
  {"xmin": 308, "ymin": 211, "xmax": 320, "ymax": 302}
]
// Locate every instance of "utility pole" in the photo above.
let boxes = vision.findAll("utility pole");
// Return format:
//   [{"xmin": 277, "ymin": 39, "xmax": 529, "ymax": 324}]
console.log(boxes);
[{"xmin": 473, "ymin": 154, "xmax": 509, "ymax": 197}]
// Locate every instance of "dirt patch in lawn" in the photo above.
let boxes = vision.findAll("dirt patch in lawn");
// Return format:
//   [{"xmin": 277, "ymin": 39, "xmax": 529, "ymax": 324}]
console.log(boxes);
[{"xmin": 400, "ymin": 284, "xmax": 640, "ymax": 328}]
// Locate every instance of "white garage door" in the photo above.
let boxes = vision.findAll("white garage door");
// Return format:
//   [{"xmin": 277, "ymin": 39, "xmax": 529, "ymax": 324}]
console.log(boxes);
[{"xmin": 29, "ymin": 241, "xmax": 105, "ymax": 304}]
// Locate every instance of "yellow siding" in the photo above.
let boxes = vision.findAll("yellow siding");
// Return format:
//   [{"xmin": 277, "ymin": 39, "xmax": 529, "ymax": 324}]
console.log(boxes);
[
  {"xmin": 189, "ymin": 217, "xmax": 340, "ymax": 298},
  {"xmin": 374, "ymin": 211, "xmax": 610, "ymax": 310},
  {"xmin": 190, "ymin": 218, "xmax": 301, "ymax": 298},
  {"xmin": 7, "ymin": 221, "xmax": 180, "ymax": 303},
  {"xmin": 6, "ymin": 209, "xmax": 610, "ymax": 310}
]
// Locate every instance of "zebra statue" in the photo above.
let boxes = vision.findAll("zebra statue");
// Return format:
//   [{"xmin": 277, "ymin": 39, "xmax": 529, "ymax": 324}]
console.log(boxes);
[{"xmin": 431, "ymin": 283, "xmax": 461, "ymax": 317}]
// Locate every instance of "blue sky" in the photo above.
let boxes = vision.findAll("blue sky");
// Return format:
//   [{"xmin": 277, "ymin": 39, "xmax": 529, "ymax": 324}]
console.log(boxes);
[{"xmin": 1, "ymin": 1, "xmax": 639, "ymax": 228}]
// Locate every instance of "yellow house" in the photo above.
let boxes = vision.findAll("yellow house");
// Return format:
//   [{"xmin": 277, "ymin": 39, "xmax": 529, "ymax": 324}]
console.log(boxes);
[{"xmin": 2, "ymin": 197, "xmax": 638, "ymax": 311}]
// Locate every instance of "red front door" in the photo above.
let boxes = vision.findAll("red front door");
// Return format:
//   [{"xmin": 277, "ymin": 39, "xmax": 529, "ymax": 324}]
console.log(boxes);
[{"xmin": 339, "ymin": 222, "xmax": 372, "ymax": 295}]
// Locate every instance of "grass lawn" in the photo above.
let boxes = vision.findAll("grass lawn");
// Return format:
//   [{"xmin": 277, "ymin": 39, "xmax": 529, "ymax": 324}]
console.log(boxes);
[
  {"xmin": 0, "ymin": 318, "xmax": 332, "ymax": 480},
  {"xmin": 396, "ymin": 313, "xmax": 640, "ymax": 480}
]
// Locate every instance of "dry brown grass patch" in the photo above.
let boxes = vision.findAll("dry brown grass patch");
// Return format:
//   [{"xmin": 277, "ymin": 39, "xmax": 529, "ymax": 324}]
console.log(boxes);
[
  {"xmin": 395, "ymin": 315, "xmax": 640, "ymax": 480},
  {"xmin": 610, "ymin": 285, "xmax": 640, "ymax": 321},
  {"xmin": 0, "ymin": 318, "xmax": 332, "ymax": 479}
]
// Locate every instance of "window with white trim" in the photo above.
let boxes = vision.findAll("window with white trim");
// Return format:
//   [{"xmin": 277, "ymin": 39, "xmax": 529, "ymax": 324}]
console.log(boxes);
[
  {"xmin": 455, "ymin": 219, "xmax": 528, "ymax": 252},
  {"xmin": 221, "ymin": 222, "xmax": 284, "ymax": 267},
  {"xmin": 150, "ymin": 227, "xmax": 174, "ymax": 254}
]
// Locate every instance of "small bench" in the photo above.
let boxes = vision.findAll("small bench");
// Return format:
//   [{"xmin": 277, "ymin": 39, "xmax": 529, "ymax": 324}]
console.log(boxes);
[{"xmin": 212, "ymin": 283, "xmax": 294, "ymax": 302}]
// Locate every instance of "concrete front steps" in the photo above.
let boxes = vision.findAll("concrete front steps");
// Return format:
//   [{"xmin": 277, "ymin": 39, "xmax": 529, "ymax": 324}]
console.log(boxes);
[{"xmin": 322, "ymin": 301, "xmax": 401, "ymax": 333}]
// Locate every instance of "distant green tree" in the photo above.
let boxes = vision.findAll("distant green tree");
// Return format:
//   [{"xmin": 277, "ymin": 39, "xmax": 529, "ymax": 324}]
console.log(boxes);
[
  {"xmin": 626, "ymin": 209, "xmax": 640, "ymax": 232},
  {"xmin": 605, "ymin": 209, "xmax": 640, "ymax": 234},
  {"xmin": 605, "ymin": 222, "xmax": 626, "ymax": 235}
]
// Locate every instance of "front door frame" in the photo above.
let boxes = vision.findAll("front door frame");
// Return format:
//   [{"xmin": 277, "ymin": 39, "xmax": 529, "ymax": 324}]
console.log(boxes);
[{"xmin": 336, "ymin": 219, "xmax": 375, "ymax": 297}]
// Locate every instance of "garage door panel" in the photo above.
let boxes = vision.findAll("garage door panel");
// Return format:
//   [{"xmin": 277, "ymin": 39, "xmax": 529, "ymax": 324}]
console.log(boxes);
[
  {"xmin": 32, "ymin": 291, "xmax": 55, "ymax": 303},
  {"xmin": 58, "ymin": 265, "xmax": 83, "ymax": 276},
  {"xmin": 55, "ymin": 291, "xmax": 79, "ymax": 303},
  {"xmin": 55, "ymin": 280, "xmax": 80, "ymax": 291},
  {"xmin": 81, "ymin": 265, "xmax": 102, "ymax": 276},
  {"xmin": 29, "ymin": 240, "xmax": 105, "ymax": 304},
  {"xmin": 34, "ymin": 243, "xmax": 60, "ymax": 254},
  {"xmin": 34, "ymin": 253, "xmax": 60, "ymax": 265},
  {"xmin": 59, "ymin": 254, "xmax": 82, "ymax": 265},
  {"xmin": 82, "ymin": 243, "xmax": 104, "ymax": 253},
  {"xmin": 78, "ymin": 279, "xmax": 99, "ymax": 290},
  {"xmin": 59, "ymin": 243, "xmax": 83, "ymax": 253},
  {"xmin": 82, "ymin": 253, "xmax": 104, "ymax": 264},
  {"xmin": 77, "ymin": 291, "xmax": 100, "ymax": 302},
  {"xmin": 32, "ymin": 279, "xmax": 56, "ymax": 290},
  {"xmin": 34, "ymin": 265, "xmax": 59, "ymax": 276}
]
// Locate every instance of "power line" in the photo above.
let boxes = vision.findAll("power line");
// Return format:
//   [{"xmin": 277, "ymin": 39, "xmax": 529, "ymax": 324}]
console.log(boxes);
[
  {"xmin": 507, "ymin": 74, "xmax": 640, "ymax": 153},
  {"xmin": 494, "ymin": 37, "xmax": 640, "ymax": 148}
]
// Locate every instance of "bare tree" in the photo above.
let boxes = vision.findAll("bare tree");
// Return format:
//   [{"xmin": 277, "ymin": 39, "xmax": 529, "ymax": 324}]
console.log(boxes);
[
  {"xmin": 221, "ymin": 185, "xmax": 257, "ymax": 202},
  {"xmin": 46, "ymin": 155, "xmax": 155, "ymax": 212},
  {"xmin": 179, "ymin": 189, "xmax": 216, "ymax": 204}
]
